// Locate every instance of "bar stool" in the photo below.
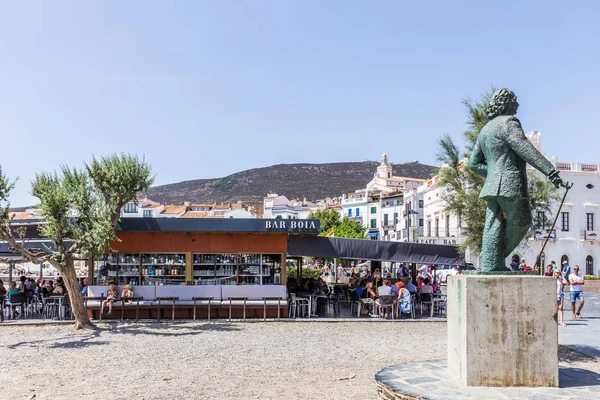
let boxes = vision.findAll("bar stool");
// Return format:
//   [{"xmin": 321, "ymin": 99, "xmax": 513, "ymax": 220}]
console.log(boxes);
[
  {"xmin": 192, "ymin": 297, "xmax": 214, "ymax": 321},
  {"xmin": 156, "ymin": 297, "xmax": 178, "ymax": 321},
  {"xmin": 227, "ymin": 297, "xmax": 248, "ymax": 321},
  {"xmin": 262, "ymin": 297, "xmax": 282, "ymax": 321}
]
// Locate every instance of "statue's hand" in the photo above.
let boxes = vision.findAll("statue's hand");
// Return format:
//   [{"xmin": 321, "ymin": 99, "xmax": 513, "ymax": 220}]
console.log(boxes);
[
  {"xmin": 550, "ymin": 175, "xmax": 563, "ymax": 188},
  {"xmin": 548, "ymin": 169, "xmax": 563, "ymax": 188}
]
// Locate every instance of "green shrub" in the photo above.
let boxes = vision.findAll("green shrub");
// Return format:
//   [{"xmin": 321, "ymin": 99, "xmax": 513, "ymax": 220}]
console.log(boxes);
[
  {"xmin": 584, "ymin": 275, "xmax": 600, "ymax": 280},
  {"xmin": 286, "ymin": 266, "xmax": 323, "ymax": 280}
]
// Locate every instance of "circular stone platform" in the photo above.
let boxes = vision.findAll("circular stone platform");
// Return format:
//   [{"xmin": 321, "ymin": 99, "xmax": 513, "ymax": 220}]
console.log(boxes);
[{"xmin": 375, "ymin": 360, "xmax": 600, "ymax": 400}]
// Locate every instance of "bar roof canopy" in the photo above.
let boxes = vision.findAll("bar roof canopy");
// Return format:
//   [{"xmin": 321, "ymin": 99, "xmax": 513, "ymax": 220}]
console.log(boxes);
[
  {"xmin": 115, "ymin": 218, "xmax": 320, "ymax": 234},
  {"xmin": 288, "ymin": 236, "xmax": 465, "ymax": 266}
]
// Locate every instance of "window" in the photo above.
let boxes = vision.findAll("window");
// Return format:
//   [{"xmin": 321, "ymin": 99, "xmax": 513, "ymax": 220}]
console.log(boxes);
[
  {"xmin": 434, "ymin": 218, "xmax": 439, "ymax": 237},
  {"xmin": 561, "ymin": 212, "xmax": 569, "ymax": 231},
  {"xmin": 356, "ymin": 208, "xmax": 360, "ymax": 217},
  {"xmin": 537, "ymin": 212, "xmax": 546, "ymax": 230},
  {"xmin": 276, "ymin": 215, "xmax": 282, "ymax": 219},
  {"xmin": 561, "ymin": 254, "xmax": 569, "ymax": 266},
  {"xmin": 586, "ymin": 255, "xmax": 594, "ymax": 276},
  {"xmin": 427, "ymin": 221, "xmax": 432, "ymax": 237},
  {"xmin": 123, "ymin": 202, "xmax": 138, "ymax": 213},
  {"xmin": 418, "ymin": 200, "xmax": 424, "ymax": 208},
  {"xmin": 419, "ymin": 218, "xmax": 424, "ymax": 227},
  {"xmin": 370, "ymin": 206, "xmax": 376, "ymax": 214},
  {"xmin": 383, "ymin": 214, "xmax": 389, "ymax": 226},
  {"xmin": 445, "ymin": 215, "xmax": 450, "ymax": 237},
  {"xmin": 348, "ymin": 209, "xmax": 352, "ymax": 216},
  {"xmin": 370, "ymin": 219, "xmax": 377, "ymax": 229},
  {"xmin": 587, "ymin": 213, "xmax": 594, "ymax": 231},
  {"xmin": 143, "ymin": 210, "xmax": 153, "ymax": 218},
  {"xmin": 288, "ymin": 215, "xmax": 292, "ymax": 219},
  {"xmin": 393, "ymin": 212, "xmax": 398, "ymax": 224}
]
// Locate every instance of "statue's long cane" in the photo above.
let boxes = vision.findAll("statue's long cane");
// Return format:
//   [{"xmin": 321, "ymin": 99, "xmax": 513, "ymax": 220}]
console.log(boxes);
[{"xmin": 537, "ymin": 181, "xmax": 573, "ymax": 275}]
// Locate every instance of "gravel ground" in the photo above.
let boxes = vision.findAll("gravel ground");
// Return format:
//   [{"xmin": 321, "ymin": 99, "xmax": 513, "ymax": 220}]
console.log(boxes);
[
  {"xmin": 1, "ymin": 322, "xmax": 598, "ymax": 400},
  {"xmin": 0, "ymin": 321, "xmax": 446, "ymax": 400}
]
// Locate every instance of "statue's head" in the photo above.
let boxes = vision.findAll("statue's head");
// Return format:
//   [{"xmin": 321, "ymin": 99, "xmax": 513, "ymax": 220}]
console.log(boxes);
[{"xmin": 486, "ymin": 88, "xmax": 519, "ymax": 119}]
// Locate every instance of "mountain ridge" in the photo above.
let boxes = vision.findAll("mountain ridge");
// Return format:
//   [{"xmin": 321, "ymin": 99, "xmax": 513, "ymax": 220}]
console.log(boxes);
[{"xmin": 145, "ymin": 160, "xmax": 436, "ymax": 205}]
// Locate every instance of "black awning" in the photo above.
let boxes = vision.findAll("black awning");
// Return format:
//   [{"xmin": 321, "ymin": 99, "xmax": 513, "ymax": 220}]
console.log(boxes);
[{"xmin": 287, "ymin": 236, "xmax": 465, "ymax": 265}]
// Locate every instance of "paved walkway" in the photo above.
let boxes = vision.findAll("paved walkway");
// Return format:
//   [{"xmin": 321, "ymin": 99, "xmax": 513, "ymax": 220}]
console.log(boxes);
[
  {"xmin": 559, "ymin": 293, "xmax": 600, "ymax": 358},
  {"xmin": 376, "ymin": 360, "xmax": 600, "ymax": 400}
]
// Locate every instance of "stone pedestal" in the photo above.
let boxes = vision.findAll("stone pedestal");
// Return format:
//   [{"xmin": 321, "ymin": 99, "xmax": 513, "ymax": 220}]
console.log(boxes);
[{"xmin": 447, "ymin": 275, "xmax": 558, "ymax": 387}]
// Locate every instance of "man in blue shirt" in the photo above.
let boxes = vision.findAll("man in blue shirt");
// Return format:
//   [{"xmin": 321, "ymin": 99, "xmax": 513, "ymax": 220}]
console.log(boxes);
[{"xmin": 561, "ymin": 261, "xmax": 571, "ymax": 277}]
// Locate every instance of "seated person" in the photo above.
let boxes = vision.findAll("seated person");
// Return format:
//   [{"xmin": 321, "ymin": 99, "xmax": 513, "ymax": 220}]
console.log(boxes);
[
  {"xmin": 101, "ymin": 281, "xmax": 118, "ymax": 316},
  {"xmin": 396, "ymin": 282, "xmax": 412, "ymax": 319},
  {"xmin": 42, "ymin": 281, "xmax": 54, "ymax": 297},
  {"xmin": 419, "ymin": 278, "xmax": 434, "ymax": 294},
  {"xmin": 404, "ymin": 278, "xmax": 418, "ymax": 294},
  {"xmin": 121, "ymin": 284, "xmax": 134, "ymax": 303},
  {"xmin": 377, "ymin": 279, "xmax": 392, "ymax": 296},
  {"xmin": 350, "ymin": 279, "xmax": 366, "ymax": 299},
  {"xmin": 7, "ymin": 282, "xmax": 21, "ymax": 318},
  {"xmin": 53, "ymin": 284, "xmax": 66, "ymax": 295},
  {"xmin": 390, "ymin": 281, "xmax": 399, "ymax": 297},
  {"xmin": 315, "ymin": 278, "xmax": 329, "ymax": 294}
]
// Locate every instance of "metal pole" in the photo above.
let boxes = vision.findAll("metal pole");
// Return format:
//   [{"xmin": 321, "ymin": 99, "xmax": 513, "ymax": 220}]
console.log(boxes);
[
  {"xmin": 8, "ymin": 262, "xmax": 13, "ymax": 284},
  {"xmin": 536, "ymin": 182, "xmax": 573, "ymax": 275}
]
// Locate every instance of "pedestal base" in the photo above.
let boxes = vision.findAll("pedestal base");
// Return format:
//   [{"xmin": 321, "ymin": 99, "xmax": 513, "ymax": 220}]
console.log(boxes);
[{"xmin": 447, "ymin": 275, "xmax": 558, "ymax": 387}]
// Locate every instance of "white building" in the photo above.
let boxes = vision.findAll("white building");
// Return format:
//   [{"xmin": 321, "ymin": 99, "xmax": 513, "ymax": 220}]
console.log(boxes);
[
  {"xmin": 263, "ymin": 194, "xmax": 311, "ymax": 219},
  {"xmin": 121, "ymin": 198, "xmax": 164, "ymax": 218},
  {"xmin": 341, "ymin": 154, "xmax": 429, "ymax": 239},
  {"xmin": 514, "ymin": 158, "xmax": 600, "ymax": 275},
  {"xmin": 419, "ymin": 177, "xmax": 463, "ymax": 246}
]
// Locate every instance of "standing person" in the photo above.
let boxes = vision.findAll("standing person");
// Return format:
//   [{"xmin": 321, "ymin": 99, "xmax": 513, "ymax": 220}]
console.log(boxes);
[
  {"xmin": 509, "ymin": 255, "xmax": 520, "ymax": 271},
  {"xmin": 551, "ymin": 260, "xmax": 558, "ymax": 272},
  {"xmin": 561, "ymin": 260, "xmax": 571, "ymax": 277},
  {"xmin": 544, "ymin": 265, "xmax": 553, "ymax": 277},
  {"xmin": 80, "ymin": 278, "xmax": 89, "ymax": 296},
  {"xmin": 569, "ymin": 265, "xmax": 585, "ymax": 319},
  {"xmin": 519, "ymin": 259, "xmax": 526, "ymax": 271},
  {"xmin": 555, "ymin": 270, "xmax": 567, "ymax": 326}
]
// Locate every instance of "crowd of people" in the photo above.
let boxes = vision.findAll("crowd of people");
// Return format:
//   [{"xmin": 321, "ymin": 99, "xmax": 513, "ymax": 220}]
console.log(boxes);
[
  {"xmin": 0, "ymin": 275, "xmax": 95, "ymax": 320},
  {"xmin": 288, "ymin": 264, "xmax": 444, "ymax": 319}
]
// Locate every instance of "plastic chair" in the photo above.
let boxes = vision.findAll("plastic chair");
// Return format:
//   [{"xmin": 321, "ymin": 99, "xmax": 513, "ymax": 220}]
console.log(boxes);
[
  {"xmin": 8, "ymin": 294, "xmax": 26, "ymax": 319},
  {"xmin": 377, "ymin": 295, "xmax": 395, "ymax": 318},
  {"xmin": 289, "ymin": 293, "xmax": 309, "ymax": 318},
  {"xmin": 420, "ymin": 293, "xmax": 434, "ymax": 317}
]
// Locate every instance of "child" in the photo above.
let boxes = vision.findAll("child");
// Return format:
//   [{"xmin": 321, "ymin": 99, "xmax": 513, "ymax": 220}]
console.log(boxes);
[
  {"xmin": 101, "ymin": 281, "xmax": 118, "ymax": 316},
  {"xmin": 121, "ymin": 284, "xmax": 133, "ymax": 303}
]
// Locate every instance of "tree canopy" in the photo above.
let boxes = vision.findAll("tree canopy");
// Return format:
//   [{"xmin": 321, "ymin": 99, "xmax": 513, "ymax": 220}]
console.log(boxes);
[
  {"xmin": 308, "ymin": 209, "xmax": 366, "ymax": 239},
  {"xmin": 0, "ymin": 154, "xmax": 154, "ymax": 329}
]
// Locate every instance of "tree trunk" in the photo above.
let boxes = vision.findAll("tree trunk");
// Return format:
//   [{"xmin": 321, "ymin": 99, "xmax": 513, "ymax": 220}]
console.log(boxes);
[{"xmin": 52, "ymin": 258, "xmax": 96, "ymax": 330}]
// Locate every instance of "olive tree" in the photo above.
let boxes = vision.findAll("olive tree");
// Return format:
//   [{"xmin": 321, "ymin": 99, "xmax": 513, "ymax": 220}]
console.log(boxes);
[{"xmin": 0, "ymin": 154, "xmax": 153, "ymax": 329}]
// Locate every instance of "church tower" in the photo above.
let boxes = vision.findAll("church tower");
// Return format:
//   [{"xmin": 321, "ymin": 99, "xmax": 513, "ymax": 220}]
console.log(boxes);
[{"xmin": 376, "ymin": 153, "xmax": 393, "ymax": 178}]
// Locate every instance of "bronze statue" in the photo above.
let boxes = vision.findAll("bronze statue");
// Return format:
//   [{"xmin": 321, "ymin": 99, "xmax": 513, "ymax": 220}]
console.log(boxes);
[{"xmin": 469, "ymin": 89, "xmax": 563, "ymax": 271}]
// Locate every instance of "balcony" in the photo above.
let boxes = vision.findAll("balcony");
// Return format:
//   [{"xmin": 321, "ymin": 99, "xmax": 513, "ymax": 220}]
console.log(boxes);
[
  {"xmin": 534, "ymin": 228, "xmax": 556, "ymax": 242},
  {"xmin": 582, "ymin": 230, "xmax": 600, "ymax": 241}
]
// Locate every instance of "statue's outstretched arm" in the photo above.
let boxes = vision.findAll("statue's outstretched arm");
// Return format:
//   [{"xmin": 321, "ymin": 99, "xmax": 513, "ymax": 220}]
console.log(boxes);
[{"xmin": 468, "ymin": 137, "xmax": 487, "ymax": 177}]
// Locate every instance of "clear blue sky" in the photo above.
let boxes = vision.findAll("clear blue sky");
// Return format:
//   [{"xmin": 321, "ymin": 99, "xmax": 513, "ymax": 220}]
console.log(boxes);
[{"xmin": 1, "ymin": 1, "xmax": 598, "ymax": 206}]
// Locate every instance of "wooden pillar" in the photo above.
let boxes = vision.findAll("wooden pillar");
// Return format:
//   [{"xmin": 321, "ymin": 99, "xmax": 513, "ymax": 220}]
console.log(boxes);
[
  {"xmin": 185, "ymin": 252, "xmax": 193, "ymax": 285},
  {"xmin": 281, "ymin": 253, "xmax": 287, "ymax": 285},
  {"xmin": 88, "ymin": 255, "xmax": 94, "ymax": 283}
]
